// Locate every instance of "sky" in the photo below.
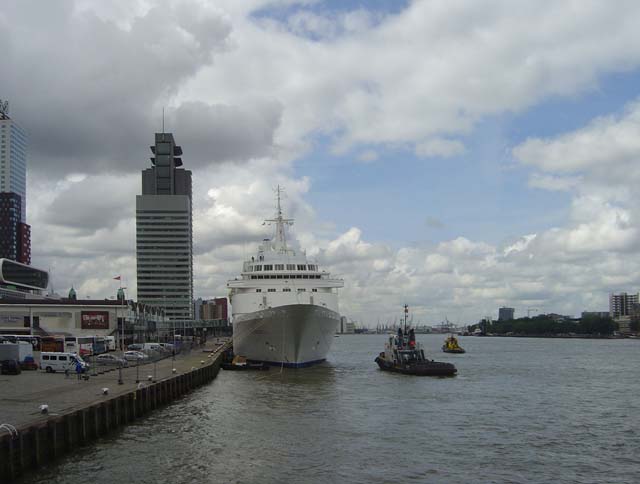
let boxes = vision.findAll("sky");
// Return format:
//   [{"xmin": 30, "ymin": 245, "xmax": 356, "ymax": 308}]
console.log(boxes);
[{"xmin": 3, "ymin": 0, "xmax": 640, "ymax": 326}]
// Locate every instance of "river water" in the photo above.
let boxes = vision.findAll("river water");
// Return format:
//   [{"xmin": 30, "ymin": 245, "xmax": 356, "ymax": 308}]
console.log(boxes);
[{"xmin": 25, "ymin": 335, "xmax": 640, "ymax": 484}]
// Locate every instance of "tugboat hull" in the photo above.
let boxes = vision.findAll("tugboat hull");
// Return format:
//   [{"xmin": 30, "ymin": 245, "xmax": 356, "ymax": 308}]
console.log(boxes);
[
  {"xmin": 442, "ymin": 347, "xmax": 466, "ymax": 354},
  {"xmin": 375, "ymin": 356, "xmax": 457, "ymax": 377}
]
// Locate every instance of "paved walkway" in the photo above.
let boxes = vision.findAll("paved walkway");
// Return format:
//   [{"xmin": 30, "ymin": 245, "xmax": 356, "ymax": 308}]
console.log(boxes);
[{"xmin": 0, "ymin": 339, "xmax": 229, "ymax": 430}]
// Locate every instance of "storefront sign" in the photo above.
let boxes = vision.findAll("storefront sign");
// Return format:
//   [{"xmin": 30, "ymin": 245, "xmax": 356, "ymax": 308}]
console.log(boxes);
[{"xmin": 80, "ymin": 311, "xmax": 110, "ymax": 329}]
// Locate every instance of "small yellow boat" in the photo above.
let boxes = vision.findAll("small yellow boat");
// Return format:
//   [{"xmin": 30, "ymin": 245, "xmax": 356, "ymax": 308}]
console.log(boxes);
[{"xmin": 442, "ymin": 335, "xmax": 465, "ymax": 354}]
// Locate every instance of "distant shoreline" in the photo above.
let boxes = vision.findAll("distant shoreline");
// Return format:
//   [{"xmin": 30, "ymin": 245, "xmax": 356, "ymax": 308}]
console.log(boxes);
[
  {"xmin": 342, "ymin": 333, "xmax": 637, "ymax": 339},
  {"xmin": 462, "ymin": 334, "xmax": 635, "ymax": 340}
]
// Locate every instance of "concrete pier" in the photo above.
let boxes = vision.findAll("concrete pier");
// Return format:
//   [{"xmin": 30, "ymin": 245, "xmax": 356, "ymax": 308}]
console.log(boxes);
[{"xmin": 0, "ymin": 342, "xmax": 227, "ymax": 482}]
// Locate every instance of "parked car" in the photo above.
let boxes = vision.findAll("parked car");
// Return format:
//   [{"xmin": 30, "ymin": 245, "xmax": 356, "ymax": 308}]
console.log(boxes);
[
  {"xmin": 21, "ymin": 355, "xmax": 38, "ymax": 370},
  {"xmin": 123, "ymin": 351, "xmax": 149, "ymax": 361},
  {"xmin": 1, "ymin": 359, "xmax": 21, "ymax": 375},
  {"xmin": 127, "ymin": 344, "xmax": 144, "ymax": 351},
  {"xmin": 95, "ymin": 354, "xmax": 128, "ymax": 367},
  {"xmin": 142, "ymin": 343, "xmax": 164, "ymax": 353}
]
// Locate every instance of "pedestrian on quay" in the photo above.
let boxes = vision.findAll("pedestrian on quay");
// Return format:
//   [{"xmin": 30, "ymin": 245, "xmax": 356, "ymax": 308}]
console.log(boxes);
[{"xmin": 75, "ymin": 360, "xmax": 83, "ymax": 380}]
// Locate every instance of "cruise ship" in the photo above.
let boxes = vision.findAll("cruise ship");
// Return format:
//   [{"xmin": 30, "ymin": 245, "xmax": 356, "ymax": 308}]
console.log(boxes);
[{"xmin": 227, "ymin": 190, "xmax": 344, "ymax": 367}]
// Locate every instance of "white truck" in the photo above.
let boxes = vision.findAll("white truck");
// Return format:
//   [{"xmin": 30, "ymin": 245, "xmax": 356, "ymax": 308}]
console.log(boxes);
[
  {"xmin": 105, "ymin": 336, "xmax": 116, "ymax": 351},
  {"xmin": 0, "ymin": 342, "xmax": 34, "ymax": 364}
]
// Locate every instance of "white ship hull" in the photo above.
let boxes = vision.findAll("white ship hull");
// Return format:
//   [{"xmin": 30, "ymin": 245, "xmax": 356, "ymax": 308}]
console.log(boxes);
[{"xmin": 232, "ymin": 304, "xmax": 340, "ymax": 367}]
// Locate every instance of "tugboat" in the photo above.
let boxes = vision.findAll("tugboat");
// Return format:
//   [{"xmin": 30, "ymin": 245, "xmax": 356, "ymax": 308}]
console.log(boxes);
[
  {"xmin": 374, "ymin": 305, "xmax": 457, "ymax": 377},
  {"xmin": 222, "ymin": 355, "xmax": 270, "ymax": 371},
  {"xmin": 442, "ymin": 334, "xmax": 466, "ymax": 354}
]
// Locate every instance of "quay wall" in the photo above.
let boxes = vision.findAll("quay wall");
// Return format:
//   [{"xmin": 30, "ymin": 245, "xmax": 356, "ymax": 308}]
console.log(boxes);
[{"xmin": 0, "ymin": 352, "xmax": 222, "ymax": 482}]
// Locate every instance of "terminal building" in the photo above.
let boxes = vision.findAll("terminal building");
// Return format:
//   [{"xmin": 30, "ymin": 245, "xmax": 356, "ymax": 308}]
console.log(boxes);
[
  {"xmin": 0, "ymin": 258, "xmax": 48, "ymax": 300},
  {"xmin": 136, "ymin": 132, "xmax": 193, "ymax": 321}
]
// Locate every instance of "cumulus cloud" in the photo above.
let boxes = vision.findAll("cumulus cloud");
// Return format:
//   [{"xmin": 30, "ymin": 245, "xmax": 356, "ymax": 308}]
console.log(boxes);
[
  {"xmin": 2, "ymin": 0, "xmax": 239, "ymax": 174},
  {"xmin": 514, "ymin": 100, "xmax": 640, "ymax": 176},
  {"xmin": 9, "ymin": 1, "xmax": 640, "ymax": 324},
  {"xmin": 186, "ymin": 1, "xmax": 640, "ymax": 156}
]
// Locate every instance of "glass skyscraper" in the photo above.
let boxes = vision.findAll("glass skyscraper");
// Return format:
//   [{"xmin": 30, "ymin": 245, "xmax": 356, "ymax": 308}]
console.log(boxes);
[
  {"xmin": 0, "ymin": 108, "xmax": 27, "ymax": 222},
  {"xmin": 0, "ymin": 104, "xmax": 31, "ymax": 265}
]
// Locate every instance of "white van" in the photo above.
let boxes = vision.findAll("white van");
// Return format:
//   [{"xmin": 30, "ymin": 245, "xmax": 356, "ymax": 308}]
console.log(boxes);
[
  {"xmin": 40, "ymin": 352, "xmax": 89, "ymax": 373},
  {"xmin": 142, "ymin": 343, "xmax": 163, "ymax": 353}
]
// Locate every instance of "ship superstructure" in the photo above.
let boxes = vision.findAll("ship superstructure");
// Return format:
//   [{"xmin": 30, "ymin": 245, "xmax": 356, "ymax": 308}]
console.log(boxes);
[{"xmin": 227, "ymin": 188, "xmax": 343, "ymax": 367}]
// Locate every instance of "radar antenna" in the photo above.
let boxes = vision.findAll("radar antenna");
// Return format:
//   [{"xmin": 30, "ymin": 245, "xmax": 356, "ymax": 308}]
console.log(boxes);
[{"xmin": 264, "ymin": 185, "xmax": 294, "ymax": 253}]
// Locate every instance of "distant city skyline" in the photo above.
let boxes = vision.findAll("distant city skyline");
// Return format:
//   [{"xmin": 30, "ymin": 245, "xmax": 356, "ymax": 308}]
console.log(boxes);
[{"xmin": 4, "ymin": 1, "xmax": 640, "ymax": 324}]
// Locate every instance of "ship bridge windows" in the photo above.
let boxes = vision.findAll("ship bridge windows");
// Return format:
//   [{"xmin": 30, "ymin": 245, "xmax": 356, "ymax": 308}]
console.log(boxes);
[
  {"xmin": 308, "ymin": 264, "xmax": 317, "ymax": 271},
  {"xmin": 286, "ymin": 264, "xmax": 295, "ymax": 270},
  {"xmin": 267, "ymin": 288, "xmax": 276, "ymax": 292},
  {"xmin": 250, "ymin": 274, "xmax": 321, "ymax": 280},
  {"xmin": 264, "ymin": 264, "xmax": 273, "ymax": 271},
  {"xmin": 254, "ymin": 265, "xmax": 262, "ymax": 271},
  {"xmin": 275, "ymin": 264, "xmax": 284, "ymax": 270},
  {"xmin": 256, "ymin": 289, "xmax": 262, "ymax": 292},
  {"xmin": 297, "ymin": 288, "xmax": 306, "ymax": 292},
  {"xmin": 283, "ymin": 288, "xmax": 291, "ymax": 292},
  {"xmin": 312, "ymin": 288, "xmax": 318, "ymax": 292},
  {"xmin": 297, "ymin": 264, "xmax": 306, "ymax": 271}
]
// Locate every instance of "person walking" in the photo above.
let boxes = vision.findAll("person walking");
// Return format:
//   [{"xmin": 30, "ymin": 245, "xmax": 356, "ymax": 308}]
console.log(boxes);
[{"xmin": 75, "ymin": 360, "xmax": 83, "ymax": 380}]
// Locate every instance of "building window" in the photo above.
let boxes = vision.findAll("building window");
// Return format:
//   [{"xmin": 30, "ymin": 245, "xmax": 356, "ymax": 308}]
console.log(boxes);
[
  {"xmin": 297, "ymin": 288, "xmax": 306, "ymax": 292},
  {"xmin": 283, "ymin": 288, "xmax": 291, "ymax": 292},
  {"xmin": 286, "ymin": 264, "xmax": 295, "ymax": 270},
  {"xmin": 267, "ymin": 288, "xmax": 276, "ymax": 292},
  {"xmin": 312, "ymin": 288, "xmax": 318, "ymax": 292},
  {"xmin": 264, "ymin": 264, "xmax": 273, "ymax": 271},
  {"xmin": 256, "ymin": 289, "xmax": 262, "ymax": 292},
  {"xmin": 275, "ymin": 264, "xmax": 284, "ymax": 270},
  {"xmin": 254, "ymin": 265, "xmax": 262, "ymax": 271},
  {"xmin": 297, "ymin": 265, "xmax": 306, "ymax": 271}
]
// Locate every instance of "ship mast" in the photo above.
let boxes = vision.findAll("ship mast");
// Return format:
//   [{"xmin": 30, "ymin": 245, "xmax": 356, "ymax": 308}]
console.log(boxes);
[
  {"xmin": 404, "ymin": 304, "xmax": 409, "ymax": 334},
  {"xmin": 264, "ymin": 185, "xmax": 294, "ymax": 253}
]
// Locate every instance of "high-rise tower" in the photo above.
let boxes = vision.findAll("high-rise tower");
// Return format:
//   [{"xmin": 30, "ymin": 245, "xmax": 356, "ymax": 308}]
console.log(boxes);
[
  {"xmin": 0, "ymin": 101, "xmax": 31, "ymax": 265},
  {"xmin": 136, "ymin": 133, "xmax": 193, "ymax": 320},
  {"xmin": 0, "ymin": 101, "xmax": 27, "ymax": 221}
]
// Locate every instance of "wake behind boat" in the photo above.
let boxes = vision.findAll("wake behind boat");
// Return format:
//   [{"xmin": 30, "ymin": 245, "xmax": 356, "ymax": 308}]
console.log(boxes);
[{"xmin": 227, "ymin": 187, "xmax": 344, "ymax": 368}]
